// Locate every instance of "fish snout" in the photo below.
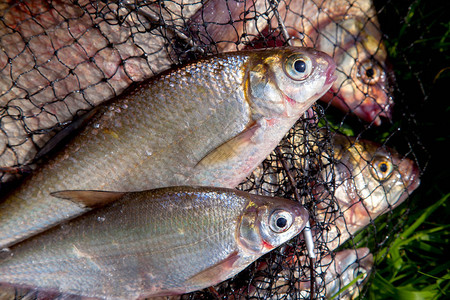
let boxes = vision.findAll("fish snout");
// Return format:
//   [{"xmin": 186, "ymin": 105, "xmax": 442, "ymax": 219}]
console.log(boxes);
[
  {"xmin": 325, "ymin": 59, "xmax": 338, "ymax": 86},
  {"xmin": 307, "ymin": 48, "xmax": 337, "ymax": 86},
  {"xmin": 406, "ymin": 160, "xmax": 421, "ymax": 193}
]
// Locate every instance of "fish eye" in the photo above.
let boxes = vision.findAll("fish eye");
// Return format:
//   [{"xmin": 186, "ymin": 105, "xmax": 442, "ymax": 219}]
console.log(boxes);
[
  {"xmin": 353, "ymin": 267, "xmax": 368, "ymax": 284},
  {"xmin": 359, "ymin": 60, "xmax": 382, "ymax": 85},
  {"xmin": 269, "ymin": 210, "xmax": 293, "ymax": 233},
  {"xmin": 284, "ymin": 54, "xmax": 313, "ymax": 81},
  {"xmin": 370, "ymin": 156, "xmax": 394, "ymax": 181}
]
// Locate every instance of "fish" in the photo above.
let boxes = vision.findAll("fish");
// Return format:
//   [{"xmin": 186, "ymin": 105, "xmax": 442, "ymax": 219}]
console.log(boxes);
[
  {"xmin": 188, "ymin": 0, "xmax": 283, "ymax": 53},
  {"xmin": 0, "ymin": 0, "xmax": 204, "ymax": 184},
  {"xmin": 315, "ymin": 132, "xmax": 421, "ymax": 250},
  {"xmin": 0, "ymin": 47, "xmax": 336, "ymax": 249},
  {"xmin": 188, "ymin": 0, "xmax": 394, "ymax": 125},
  {"xmin": 240, "ymin": 123, "xmax": 420, "ymax": 250},
  {"xmin": 0, "ymin": 186, "xmax": 309, "ymax": 298},
  {"xmin": 274, "ymin": 0, "xmax": 394, "ymax": 125}
]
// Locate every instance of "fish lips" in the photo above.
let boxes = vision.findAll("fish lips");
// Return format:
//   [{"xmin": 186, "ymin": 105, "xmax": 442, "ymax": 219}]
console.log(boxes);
[{"xmin": 397, "ymin": 160, "xmax": 421, "ymax": 205}]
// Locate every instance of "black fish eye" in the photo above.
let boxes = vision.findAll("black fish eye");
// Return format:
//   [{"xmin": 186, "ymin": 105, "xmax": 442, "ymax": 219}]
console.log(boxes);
[
  {"xmin": 269, "ymin": 210, "xmax": 293, "ymax": 233},
  {"xmin": 276, "ymin": 216, "xmax": 287, "ymax": 228},
  {"xmin": 284, "ymin": 54, "xmax": 312, "ymax": 81},
  {"xmin": 370, "ymin": 156, "xmax": 394, "ymax": 181},
  {"xmin": 366, "ymin": 68, "xmax": 375, "ymax": 78},
  {"xmin": 294, "ymin": 59, "xmax": 307, "ymax": 73},
  {"xmin": 359, "ymin": 60, "xmax": 382, "ymax": 85},
  {"xmin": 379, "ymin": 162, "xmax": 388, "ymax": 172}
]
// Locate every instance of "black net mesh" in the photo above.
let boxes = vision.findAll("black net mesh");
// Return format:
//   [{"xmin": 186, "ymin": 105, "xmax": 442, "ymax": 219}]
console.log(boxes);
[{"xmin": 0, "ymin": 0, "xmax": 432, "ymax": 299}]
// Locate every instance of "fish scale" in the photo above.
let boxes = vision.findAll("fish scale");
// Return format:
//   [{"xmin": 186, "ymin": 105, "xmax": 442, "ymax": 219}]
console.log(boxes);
[
  {"xmin": 0, "ymin": 47, "xmax": 336, "ymax": 249},
  {"xmin": 0, "ymin": 186, "xmax": 308, "ymax": 298}
]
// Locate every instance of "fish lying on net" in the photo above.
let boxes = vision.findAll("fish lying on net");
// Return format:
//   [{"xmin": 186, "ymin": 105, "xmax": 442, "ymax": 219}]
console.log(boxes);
[
  {"xmin": 222, "ymin": 117, "xmax": 420, "ymax": 298},
  {"xmin": 0, "ymin": 186, "xmax": 308, "ymax": 298},
  {"xmin": 0, "ymin": 1, "xmax": 421, "ymax": 299},
  {"xmin": 0, "ymin": 0, "xmax": 204, "ymax": 184},
  {"xmin": 188, "ymin": 0, "xmax": 394, "ymax": 125},
  {"xmin": 0, "ymin": 47, "xmax": 336, "ymax": 249}
]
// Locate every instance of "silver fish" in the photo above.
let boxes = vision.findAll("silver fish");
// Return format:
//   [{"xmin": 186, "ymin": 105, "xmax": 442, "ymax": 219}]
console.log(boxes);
[
  {"xmin": 0, "ymin": 186, "xmax": 308, "ymax": 299},
  {"xmin": 241, "ymin": 124, "xmax": 420, "ymax": 250},
  {"xmin": 188, "ymin": 0, "xmax": 394, "ymax": 125},
  {"xmin": 0, "ymin": 47, "xmax": 336, "ymax": 249},
  {"xmin": 0, "ymin": 0, "xmax": 203, "ymax": 184},
  {"xmin": 315, "ymin": 133, "xmax": 420, "ymax": 250},
  {"xmin": 275, "ymin": 0, "xmax": 394, "ymax": 125}
]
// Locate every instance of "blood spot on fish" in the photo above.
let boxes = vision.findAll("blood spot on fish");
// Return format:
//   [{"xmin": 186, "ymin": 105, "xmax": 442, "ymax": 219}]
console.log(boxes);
[{"xmin": 262, "ymin": 240, "xmax": 274, "ymax": 250}]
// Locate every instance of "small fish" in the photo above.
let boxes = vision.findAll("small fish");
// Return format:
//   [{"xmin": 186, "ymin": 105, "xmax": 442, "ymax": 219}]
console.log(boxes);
[
  {"xmin": 242, "ymin": 247, "xmax": 373, "ymax": 299},
  {"xmin": 315, "ymin": 133, "xmax": 421, "ymax": 250},
  {"xmin": 0, "ymin": 186, "xmax": 309, "ymax": 299},
  {"xmin": 0, "ymin": 47, "xmax": 336, "ymax": 249}
]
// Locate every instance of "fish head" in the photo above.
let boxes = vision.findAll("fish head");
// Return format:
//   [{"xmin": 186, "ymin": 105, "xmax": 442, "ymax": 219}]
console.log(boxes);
[
  {"xmin": 330, "ymin": 134, "xmax": 420, "ymax": 229},
  {"xmin": 317, "ymin": 17, "xmax": 394, "ymax": 125},
  {"xmin": 245, "ymin": 47, "xmax": 336, "ymax": 120},
  {"xmin": 235, "ymin": 192, "xmax": 309, "ymax": 255},
  {"xmin": 325, "ymin": 248, "xmax": 374, "ymax": 299}
]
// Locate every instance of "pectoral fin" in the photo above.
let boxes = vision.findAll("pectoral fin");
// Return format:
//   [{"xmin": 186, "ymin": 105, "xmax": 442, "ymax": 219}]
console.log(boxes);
[
  {"xmin": 36, "ymin": 108, "xmax": 99, "ymax": 160},
  {"xmin": 195, "ymin": 123, "xmax": 259, "ymax": 168},
  {"xmin": 50, "ymin": 190, "xmax": 126, "ymax": 209},
  {"xmin": 186, "ymin": 251, "xmax": 240, "ymax": 287}
]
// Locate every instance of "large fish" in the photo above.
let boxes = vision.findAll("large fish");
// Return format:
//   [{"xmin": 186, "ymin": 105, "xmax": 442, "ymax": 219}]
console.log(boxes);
[
  {"xmin": 188, "ymin": 0, "xmax": 393, "ymax": 125},
  {"xmin": 232, "ymin": 125, "xmax": 419, "ymax": 298},
  {"xmin": 0, "ymin": 47, "xmax": 336, "ymax": 249},
  {"xmin": 0, "ymin": 186, "xmax": 309, "ymax": 298},
  {"xmin": 0, "ymin": 0, "xmax": 203, "ymax": 184},
  {"xmin": 274, "ymin": 0, "xmax": 394, "ymax": 125},
  {"xmin": 315, "ymin": 132, "xmax": 420, "ymax": 250},
  {"xmin": 241, "ymin": 124, "xmax": 420, "ymax": 250}
]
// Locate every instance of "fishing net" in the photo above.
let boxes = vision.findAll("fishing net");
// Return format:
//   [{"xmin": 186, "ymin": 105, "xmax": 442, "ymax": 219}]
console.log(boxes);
[{"xmin": 0, "ymin": 0, "xmax": 431, "ymax": 299}]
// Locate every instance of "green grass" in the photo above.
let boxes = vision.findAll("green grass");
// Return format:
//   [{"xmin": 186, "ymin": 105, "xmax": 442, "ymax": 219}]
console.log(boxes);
[
  {"xmin": 367, "ymin": 193, "xmax": 450, "ymax": 299},
  {"xmin": 350, "ymin": 0, "xmax": 450, "ymax": 298}
]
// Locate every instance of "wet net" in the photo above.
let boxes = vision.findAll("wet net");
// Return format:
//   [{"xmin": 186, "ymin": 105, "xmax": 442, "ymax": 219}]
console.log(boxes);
[{"xmin": 0, "ymin": 0, "xmax": 432, "ymax": 299}]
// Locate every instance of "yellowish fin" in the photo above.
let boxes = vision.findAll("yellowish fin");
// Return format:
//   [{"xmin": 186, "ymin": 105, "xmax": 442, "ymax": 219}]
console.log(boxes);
[{"xmin": 195, "ymin": 124, "xmax": 259, "ymax": 168}]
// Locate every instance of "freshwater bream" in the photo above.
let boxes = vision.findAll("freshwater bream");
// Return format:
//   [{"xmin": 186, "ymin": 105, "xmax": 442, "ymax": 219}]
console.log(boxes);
[
  {"xmin": 189, "ymin": 0, "xmax": 393, "ymax": 125},
  {"xmin": 0, "ymin": 47, "xmax": 336, "ymax": 248},
  {"xmin": 315, "ymin": 133, "xmax": 420, "ymax": 250},
  {"xmin": 0, "ymin": 186, "xmax": 309, "ymax": 298}
]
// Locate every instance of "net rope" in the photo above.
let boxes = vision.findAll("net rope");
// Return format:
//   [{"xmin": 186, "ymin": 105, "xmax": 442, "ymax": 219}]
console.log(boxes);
[{"xmin": 0, "ymin": 0, "xmax": 428, "ymax": 299}]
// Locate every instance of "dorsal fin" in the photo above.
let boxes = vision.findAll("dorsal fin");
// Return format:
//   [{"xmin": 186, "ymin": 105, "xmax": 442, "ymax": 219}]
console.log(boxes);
[{"xmin": 50, "ymin": 190, "xmax": 126, "ymax": 209}]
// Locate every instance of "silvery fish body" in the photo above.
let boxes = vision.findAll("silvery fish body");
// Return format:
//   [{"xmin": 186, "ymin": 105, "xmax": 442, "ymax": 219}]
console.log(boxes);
[
  {"xmin": 0, "ymin": 186, "xmax": 309, "ymax": 299},
  {"xmin": 277, "ymin": 0, "xmax": 393, "ymax": 125},
  {"xmin": 0, "ymin": 47, "xmax": 336, "ymax": 248},
  {"xmin": 315, "ymin": 133, "xmax": 420, "ymax": 250},
  {"xmin": 0, "ymin": 0, "xmax": 204, "ymax": 184},
  {"xmin": 241, "ymin": 125, "xmax": 420, "ymax": 250}
]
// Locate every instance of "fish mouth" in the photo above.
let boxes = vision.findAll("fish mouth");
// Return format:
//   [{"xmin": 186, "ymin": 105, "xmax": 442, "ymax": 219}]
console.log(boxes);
[
  {"xmin": 325, "ymin": 59, "xmax": 338, "ymax": 86},
  {"xmin": 397, "ymin": 161, "xmax": 421, "ymax": 205}
]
